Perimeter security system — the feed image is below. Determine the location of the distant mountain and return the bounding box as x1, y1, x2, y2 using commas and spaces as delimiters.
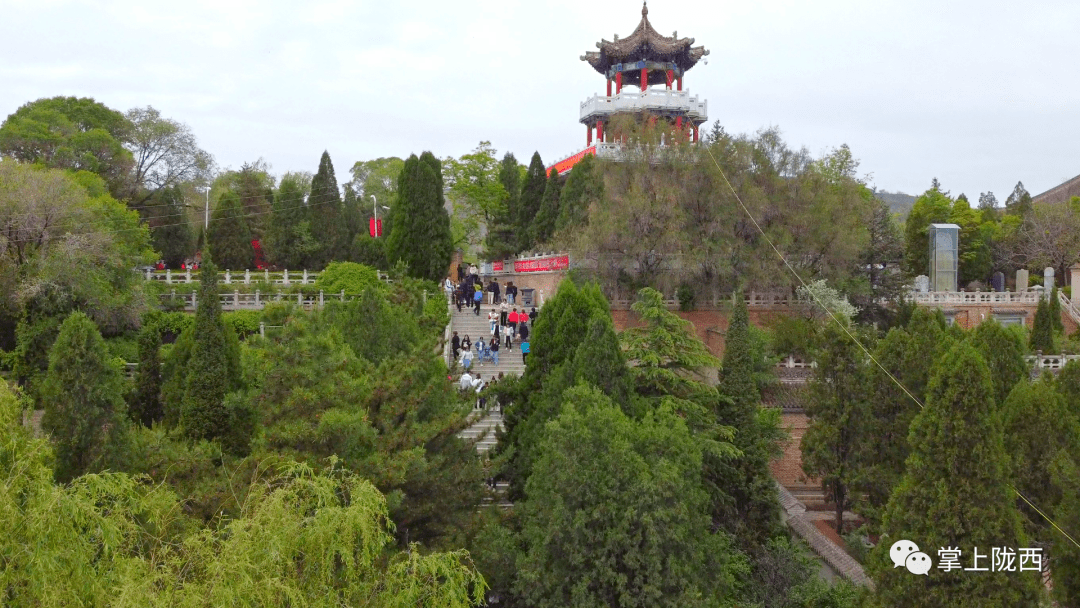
875, 190, 917, 221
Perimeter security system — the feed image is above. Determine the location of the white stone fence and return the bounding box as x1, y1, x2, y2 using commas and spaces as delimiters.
138, 268, 398, 286
160, 289, 395, 312
907, 291, 1043, 305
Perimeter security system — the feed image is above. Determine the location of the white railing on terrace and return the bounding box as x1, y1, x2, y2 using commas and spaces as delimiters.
141, 268, 392, 285
1058, 290, 1080, 326
161, 289, 375, 311
579, 90, 707, 122
907, 291, 1043, 305
1026, 354, 1080, 370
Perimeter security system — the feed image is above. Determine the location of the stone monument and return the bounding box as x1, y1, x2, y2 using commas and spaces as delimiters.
1044, 267, 1055, 293
992, 271, 1005, 292
1016, 269, 1029, 292
914, 275, 930, 293
1072, 263, 1080, 308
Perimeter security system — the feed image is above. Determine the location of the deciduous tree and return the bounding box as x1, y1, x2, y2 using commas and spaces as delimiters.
124, 106, 214, 204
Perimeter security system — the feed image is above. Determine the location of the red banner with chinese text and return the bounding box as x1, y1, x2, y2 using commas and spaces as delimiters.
514, 255, 569, 273
368, 218, 383, 237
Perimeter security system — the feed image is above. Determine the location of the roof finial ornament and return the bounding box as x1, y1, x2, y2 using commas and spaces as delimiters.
642, 1, 648, 17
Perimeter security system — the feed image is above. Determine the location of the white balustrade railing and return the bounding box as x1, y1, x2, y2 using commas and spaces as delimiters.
579, 90, 708, 122
142, 268, 322, 285
1058, 290, 1080, 327
907, 291, 1042, 305
1025, 354, 1080, 370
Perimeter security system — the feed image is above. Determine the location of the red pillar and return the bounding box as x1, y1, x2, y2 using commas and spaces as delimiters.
640, 67, 648, 91
606, 78, 612, 97
666, 69, 674, 89
677, 76, 683, 91
597, 120, 604, 143
615, 72, 622, 94
587, 123, 592, 146
692, 124, 699, 142
675, 115, 683, 133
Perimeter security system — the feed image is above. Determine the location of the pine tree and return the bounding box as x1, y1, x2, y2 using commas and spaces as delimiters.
181, 257, 240, 441
1030, 297, 1055, 353
207, 190, 253, 270
903, 182, 953, 277
531, 168, 562, 246
555, 153, 603, 235
40, 312, 129, 482
967, 318, 1027, 406
868, 342, 1040, 606
1049, 454, 1080, 607
385, 153, 453, 282
129, 324, 163, 427
308, 150, 344, 267
516, 152, 546, 251
719, 294, 759, 423
1005, 181, 1033, 217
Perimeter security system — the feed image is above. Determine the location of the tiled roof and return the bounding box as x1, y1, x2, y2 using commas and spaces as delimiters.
581, 2, 709, 76
761, 382, 809, 412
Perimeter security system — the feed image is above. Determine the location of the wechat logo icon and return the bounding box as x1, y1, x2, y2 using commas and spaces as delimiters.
891, 540, 932, 575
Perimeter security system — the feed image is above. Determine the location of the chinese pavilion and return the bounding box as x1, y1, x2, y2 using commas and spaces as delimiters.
549, 1, 710, 175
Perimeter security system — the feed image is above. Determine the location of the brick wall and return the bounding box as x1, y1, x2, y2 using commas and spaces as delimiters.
770, 413, 816, 487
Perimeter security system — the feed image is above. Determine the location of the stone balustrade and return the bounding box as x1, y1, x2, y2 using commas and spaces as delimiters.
160, 289, 359, 311
907, 290, 1043, 305
143, 268, 324, 285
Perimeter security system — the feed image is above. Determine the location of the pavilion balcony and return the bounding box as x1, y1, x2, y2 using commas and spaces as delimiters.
579, 89, 707, 124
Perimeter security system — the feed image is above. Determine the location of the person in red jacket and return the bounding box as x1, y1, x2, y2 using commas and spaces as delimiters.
507, 308, 519, 340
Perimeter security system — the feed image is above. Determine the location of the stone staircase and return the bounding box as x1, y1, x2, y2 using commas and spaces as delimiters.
451, 306, 535, 455
449, 306, 529, 379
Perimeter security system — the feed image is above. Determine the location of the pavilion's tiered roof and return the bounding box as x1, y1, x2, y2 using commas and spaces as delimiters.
580, 2, 709, 86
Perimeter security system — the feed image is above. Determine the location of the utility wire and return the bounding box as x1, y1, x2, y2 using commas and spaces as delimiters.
700, 141, 1080, 551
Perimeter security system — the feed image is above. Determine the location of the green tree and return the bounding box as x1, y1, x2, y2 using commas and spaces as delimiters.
181, 258, 241, 441
386, 153, 453, 282
531, 168, 562, 246
903, 181, 953, 277
129, 324, 163, 427
484, 152, 522, 259
308, 150, 345, 267
1000, 377, 1080, 537
206, 190, 253, 270
1049, 286, 1064, 332
967, 319, 1027, 406
802, 323, 871, 535
867, 342, 1040, 606
0, 96, 133, 195
148, 185, 195, 267
124, 105, 214, 204
1005, 180, 1033, 217
515, 386, 746, 607
554, 152, 603, 237
859, 309, 953, 525
445, 141, 508, 254
516, 152, 546, 251
349, 156, 405, 239
715, 293, 781, 541
1049, 454, 1080, 607
1030, 297, 1055, 353
949, 195, 992, 286
265, 175, 317, 269
1057, 359, 1080, 415
40, 312, 129, 482
855, 197, 905, 325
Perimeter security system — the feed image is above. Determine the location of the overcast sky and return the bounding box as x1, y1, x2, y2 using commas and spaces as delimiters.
3, 0, 1078, 200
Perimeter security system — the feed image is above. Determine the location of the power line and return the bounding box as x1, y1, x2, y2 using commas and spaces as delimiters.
700, 141, 1080, 552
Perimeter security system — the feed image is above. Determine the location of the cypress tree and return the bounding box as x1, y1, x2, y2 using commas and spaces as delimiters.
129, 324, 163, 427
967, 318, 1027, 406
868, 342, 1040, 606
181, 257, 236, 441
207, 190, 253, 270
266, 175, 316, 269
484, 152, 522, 259
308, 150, 344, 267
40, 312, 129, 482
517, 152, 546, 251
385, 153, 453, 282
1049, 286, 1064, 332
150, 185, 194, 268
531, 168, 562, 246
1050, 454, 1080, 607
715, 292, 782, 541
1030, 297, 1055, 353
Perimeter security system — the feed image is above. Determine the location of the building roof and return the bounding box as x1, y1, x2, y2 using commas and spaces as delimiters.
581, 2, 709, 82
1033, 173, 1080, 206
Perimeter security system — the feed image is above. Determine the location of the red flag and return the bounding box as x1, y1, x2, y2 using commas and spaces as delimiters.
369, 218, 384, 237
